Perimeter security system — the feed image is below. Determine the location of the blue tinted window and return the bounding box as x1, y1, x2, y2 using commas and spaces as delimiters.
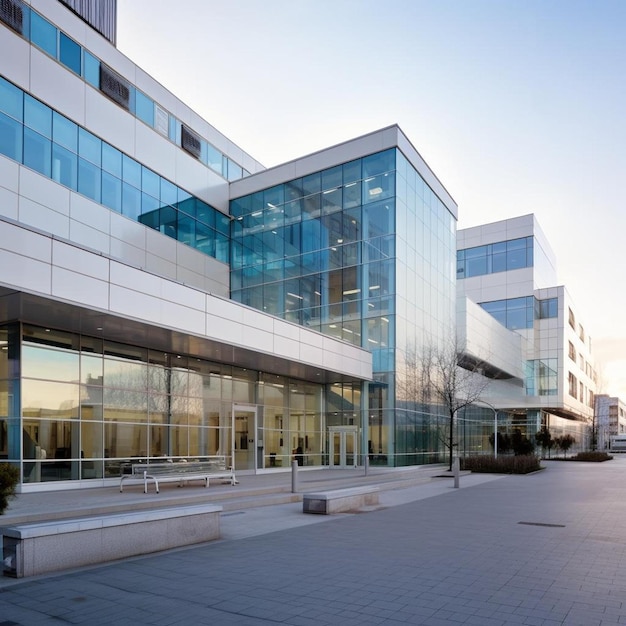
52, 143, 77, 190
23, 128, 51, 176
78, 157, 101, 202
177, 214, 194, 246
195, 200, 215, 228
52, 112, 77, 152
30, 12, 57, 57
0, 112, 22, 161
122, 183, 141, 220
78, 128, 101, 166
160, 177, 177, 206
216, 232, 229, 263
101, 143, 122, 177
141, 166, 159, 198
83, 51, 100, 87
122, 154, 141, 188
195, 223, 215, 257
216, 212, 230, 235
168, 116, 177, 142
101, 172, 122, 212
227, 159, 243, 182
362, 149, 395, 177
59, 32, 81, 75
0, 77, 23, 121
141, 192, 159, 214
206, 144, 222, 174
135, 90, 154, 126
24, 95, 51, 137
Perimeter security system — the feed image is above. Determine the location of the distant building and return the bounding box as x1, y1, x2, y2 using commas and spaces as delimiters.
594, 395, 626, 450
457, 215, 596, 453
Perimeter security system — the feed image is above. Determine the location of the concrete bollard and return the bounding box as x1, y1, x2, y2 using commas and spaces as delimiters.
291, 460, 298, 493
364, 455, 369, 476
453, 457, 460, 488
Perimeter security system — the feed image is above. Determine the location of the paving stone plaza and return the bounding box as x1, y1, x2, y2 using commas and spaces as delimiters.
1, 458, 626, 625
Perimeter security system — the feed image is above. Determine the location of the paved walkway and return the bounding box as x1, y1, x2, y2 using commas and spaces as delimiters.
1, 458, 626, 624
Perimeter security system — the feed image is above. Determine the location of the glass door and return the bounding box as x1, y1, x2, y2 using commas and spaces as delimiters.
328, 426, 358, 468
232, 405, 257, 471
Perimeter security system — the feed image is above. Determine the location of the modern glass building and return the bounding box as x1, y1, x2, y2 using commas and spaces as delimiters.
229, 130, 458, 467
3, 0, 595, 492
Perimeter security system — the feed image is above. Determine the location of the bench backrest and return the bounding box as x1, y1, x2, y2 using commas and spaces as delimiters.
131, 458, 229, 476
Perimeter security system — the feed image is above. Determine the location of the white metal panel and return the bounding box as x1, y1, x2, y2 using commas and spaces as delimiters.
160, 299, 205, 336
29, 48, 86, 126
19, 197, 70, 239
69, 192, 111, 234
109, 236, 145, 269
0, 219, 52, 263
51, 265, 109, 309
19, 167, 71, 216
52, 239, 109, 279
68, 219, 111, 255
0, 155, 19, 192
0, 187, 18, 221
0, 248, 52, 294
0, 26, 30, 91
85, 87, 135, 156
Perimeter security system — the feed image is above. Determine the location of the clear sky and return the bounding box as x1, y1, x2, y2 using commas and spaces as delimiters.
117, 0, 626, 397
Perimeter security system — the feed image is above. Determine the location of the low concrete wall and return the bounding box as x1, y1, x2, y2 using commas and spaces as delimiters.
2, 503, 222, 578
303, 486, 379, 515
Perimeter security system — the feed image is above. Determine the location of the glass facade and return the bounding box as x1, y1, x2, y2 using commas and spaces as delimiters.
479, 296, 558, 330
230, 148, 456, 466
0, 75, 230, 264
0, 325, 326, 483
457, 236, 533, 279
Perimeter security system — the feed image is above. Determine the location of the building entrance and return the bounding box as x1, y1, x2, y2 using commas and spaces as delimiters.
233, 405, 257, 471
328, 426, 358, 468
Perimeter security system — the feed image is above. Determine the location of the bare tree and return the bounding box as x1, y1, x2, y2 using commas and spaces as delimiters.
400, 337, 491, 471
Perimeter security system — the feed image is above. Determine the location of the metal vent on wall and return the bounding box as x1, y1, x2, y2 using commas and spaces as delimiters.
99, 64, 130, 110
181, 125, 201, 160
0, 0, 23, 34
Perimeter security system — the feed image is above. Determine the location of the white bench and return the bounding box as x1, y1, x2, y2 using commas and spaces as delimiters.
119, 457, 238, 493
302, 486, 379, 514
1, 504, 222, 578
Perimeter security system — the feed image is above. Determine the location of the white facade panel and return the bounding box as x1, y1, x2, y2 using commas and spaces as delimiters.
0, 155, 19, 193
52, 240, 109, 280
19, 167, 71, 217
51, 265, 109, 309
19, 196, 70, 239
0, 219, 52, 263
0, 247, 52, 294
84, 87, 136, 156
0, 25, 29, 90
0, 187, 19, 221
68, 219, 111, 254
29, 48, 86, 126
69, 192, 111, 235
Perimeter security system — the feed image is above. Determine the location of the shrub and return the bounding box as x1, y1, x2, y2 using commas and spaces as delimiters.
0, 463, 19, 515
570, 451, 613, 462
461, 455, 542, 474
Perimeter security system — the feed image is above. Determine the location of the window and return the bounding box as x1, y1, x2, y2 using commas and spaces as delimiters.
568, 342, 576, 361
568, 372, 578, 399
457, 236, 533, 279
30, 11, 57, 58
59, 32, 81, 75
135, 90, 154, 126
568, 307, 575, 329
538, 297, 557, 319
579, 324, 585, 342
